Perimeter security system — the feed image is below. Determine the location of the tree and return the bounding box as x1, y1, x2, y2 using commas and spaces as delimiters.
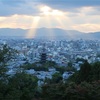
0, 44, 17, 65
41, 81, 100, 100
5, 72, 38, 100
0, 44, 17, 85
89, 62, 100, 81
78, 60, 91, 83
68, 60, 92, 83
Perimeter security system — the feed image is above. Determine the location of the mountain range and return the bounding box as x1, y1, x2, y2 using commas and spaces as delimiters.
0, 28, 99, 40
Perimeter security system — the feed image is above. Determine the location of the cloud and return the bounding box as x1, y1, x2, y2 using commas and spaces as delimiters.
37, 0, 100, 11
0, 0, 100, 32
0, 15, 40, 29
39, 0, 100, 7
0, 0, 100, 16
0, 0, 26, 6
72, 24, 100, 32
0, 0, 40, 16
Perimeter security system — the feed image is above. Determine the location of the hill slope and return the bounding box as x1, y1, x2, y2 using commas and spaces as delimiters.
0, 28, 99, 40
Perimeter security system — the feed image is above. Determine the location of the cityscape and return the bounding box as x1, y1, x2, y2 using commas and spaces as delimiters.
0, 38, 100, 84
0, 0, 100, 100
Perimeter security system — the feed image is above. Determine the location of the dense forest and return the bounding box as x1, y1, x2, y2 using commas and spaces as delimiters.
0, 45, 100, 100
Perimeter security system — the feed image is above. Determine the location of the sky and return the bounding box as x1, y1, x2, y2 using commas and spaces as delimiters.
0, 0, 100, 33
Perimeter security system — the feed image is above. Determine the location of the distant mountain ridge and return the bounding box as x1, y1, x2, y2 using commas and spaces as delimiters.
0, 28, 99, 40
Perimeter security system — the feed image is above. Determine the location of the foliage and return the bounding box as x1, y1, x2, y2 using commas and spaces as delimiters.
21, 63, 48, 71
68, 61, 100, 83
0, 44, 17, 65
55, 66, 65, 74
45, 72, 63, 84
0, 44, 38, 100
41, 81, 100, 100
90, 62, 100, 81
0, 72, 38, 100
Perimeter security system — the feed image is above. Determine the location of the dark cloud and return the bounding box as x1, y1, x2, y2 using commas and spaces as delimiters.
38, 0, 100, 6
37, 0, 100, 11
0, 0, 40, 16
0, 0, 26, 6
0, 0, 100, 16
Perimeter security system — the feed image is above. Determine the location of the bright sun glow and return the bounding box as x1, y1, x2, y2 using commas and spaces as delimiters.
40, 6, 51, 15
51, 10, 63, 16
40, 6, 64, 16
26, 5, 72, 39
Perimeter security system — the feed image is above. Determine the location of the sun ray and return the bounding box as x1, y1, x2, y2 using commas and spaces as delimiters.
44, 15, 56, 40
39, 5, 74, 38
52, 14, 74, 38
25, 16, 40, 38
26, 5, 74, 39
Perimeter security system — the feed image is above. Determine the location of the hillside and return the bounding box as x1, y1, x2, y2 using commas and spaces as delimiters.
0, 28, 99, 40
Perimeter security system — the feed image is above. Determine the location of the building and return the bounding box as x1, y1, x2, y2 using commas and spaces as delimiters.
40, 43, 47, 64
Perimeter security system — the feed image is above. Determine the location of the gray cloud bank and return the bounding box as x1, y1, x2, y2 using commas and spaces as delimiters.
0, 0, 100, 16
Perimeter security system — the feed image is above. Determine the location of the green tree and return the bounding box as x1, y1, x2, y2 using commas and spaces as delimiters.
77, 60, 91, 83
41, 81, 100, 100
0, 44, 17, 65
89, 62, 100, 81
6, 72, 38, 100
68, 60, 92, 83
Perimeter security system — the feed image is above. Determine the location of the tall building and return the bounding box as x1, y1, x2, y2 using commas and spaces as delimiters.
40, 43, 47, 64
